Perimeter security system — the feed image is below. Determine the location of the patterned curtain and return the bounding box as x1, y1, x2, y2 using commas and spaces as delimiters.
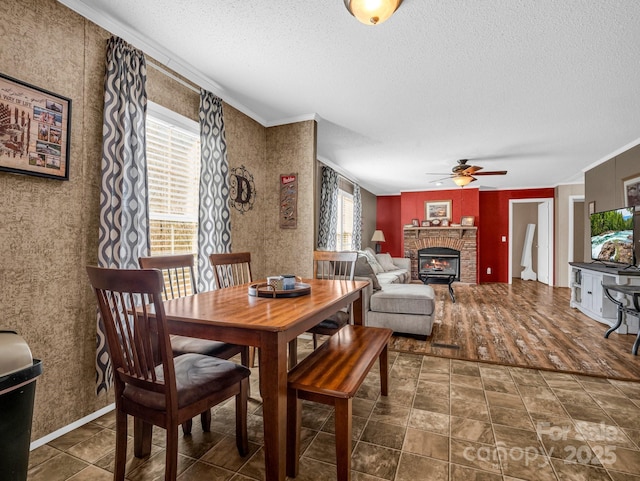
351, 183, 362, 250
96, 36, 149, 394
317, 166, 339, 250
197, 89, 232, 292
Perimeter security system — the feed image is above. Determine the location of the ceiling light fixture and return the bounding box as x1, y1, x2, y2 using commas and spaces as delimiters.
344, 0, 403, 25
452, 175, 474, 187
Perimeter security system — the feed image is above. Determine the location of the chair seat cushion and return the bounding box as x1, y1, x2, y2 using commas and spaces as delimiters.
170, 335, 243, 359
123, 354, 250, 410
308, 311, 350, 332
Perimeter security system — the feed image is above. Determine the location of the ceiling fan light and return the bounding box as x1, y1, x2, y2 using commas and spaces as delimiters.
344, 0, 402, 25
452, 175, 474, 187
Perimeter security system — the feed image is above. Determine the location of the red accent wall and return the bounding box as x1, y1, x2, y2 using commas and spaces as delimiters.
478, 188, 554, 283
376, 187, 555, 284
376, 195, 402, 257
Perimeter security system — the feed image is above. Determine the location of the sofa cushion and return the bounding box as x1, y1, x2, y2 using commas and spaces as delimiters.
375, 253, 397, 272
376, 271, 404, 284
370, 284, 436, 316
360, 248, 384, 274
355, 256, 381, 290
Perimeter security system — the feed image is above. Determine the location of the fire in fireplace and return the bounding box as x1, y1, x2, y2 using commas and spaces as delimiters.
418, 247, 460, 280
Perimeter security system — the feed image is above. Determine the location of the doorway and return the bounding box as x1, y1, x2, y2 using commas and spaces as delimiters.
508, 198, 554, 286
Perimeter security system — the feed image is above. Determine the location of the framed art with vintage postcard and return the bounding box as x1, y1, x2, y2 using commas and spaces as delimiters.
0, 73, 71, 180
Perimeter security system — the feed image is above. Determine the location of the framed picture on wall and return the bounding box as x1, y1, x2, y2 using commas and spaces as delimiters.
425, 200, 452, 221
623, 175, 640, 207
0, 73, 71, 180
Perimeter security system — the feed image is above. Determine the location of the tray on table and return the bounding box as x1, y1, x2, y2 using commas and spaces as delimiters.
248, 282, 311, 298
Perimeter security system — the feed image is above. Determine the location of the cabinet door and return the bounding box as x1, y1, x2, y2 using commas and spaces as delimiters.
591, 280, 604, 315
582, 273, 594, 312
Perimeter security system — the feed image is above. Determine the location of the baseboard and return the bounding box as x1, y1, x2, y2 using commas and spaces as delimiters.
30, 403, 115, 450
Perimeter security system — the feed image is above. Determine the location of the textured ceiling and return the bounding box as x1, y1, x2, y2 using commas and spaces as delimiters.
60, 0, 640, 194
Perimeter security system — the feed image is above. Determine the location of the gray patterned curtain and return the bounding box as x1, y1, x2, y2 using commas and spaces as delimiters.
317, 166, 339, 250
197, 90, 232, 292
96, 36, 149, 394
352, 183, 362, 250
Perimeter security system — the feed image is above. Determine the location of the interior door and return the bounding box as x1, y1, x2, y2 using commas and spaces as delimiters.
537, 201, 550, 284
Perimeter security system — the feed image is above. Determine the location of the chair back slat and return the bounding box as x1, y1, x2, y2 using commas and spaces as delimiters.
209, 252, 253, 289
139, 254, 198, 300
87, 266, 176, 398
313, 251, 357, 281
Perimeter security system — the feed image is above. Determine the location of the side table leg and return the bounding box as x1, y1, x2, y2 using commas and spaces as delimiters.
448, 278, 455, 303
633, 332, 640, 356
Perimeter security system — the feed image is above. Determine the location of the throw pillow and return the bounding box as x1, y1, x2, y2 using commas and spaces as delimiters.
354, 256, 382, 291
376, 253, 397, 272
359, 249, 384, 274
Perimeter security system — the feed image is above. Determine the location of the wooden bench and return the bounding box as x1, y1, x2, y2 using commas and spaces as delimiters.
286, 324, 393, 481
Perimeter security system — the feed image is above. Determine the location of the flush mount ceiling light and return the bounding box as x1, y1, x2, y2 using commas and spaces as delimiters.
344, 0, 403, 25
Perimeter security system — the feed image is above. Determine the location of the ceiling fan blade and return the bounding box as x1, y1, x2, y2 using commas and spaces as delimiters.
473, 170, 507, 176
429, 176, 454, 183
462, 165, 483, 175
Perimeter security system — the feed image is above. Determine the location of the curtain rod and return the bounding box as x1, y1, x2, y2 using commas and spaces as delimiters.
147, 60, 200, 94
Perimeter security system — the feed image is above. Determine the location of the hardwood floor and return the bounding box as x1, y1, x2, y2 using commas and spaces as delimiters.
390, 279, 640, 381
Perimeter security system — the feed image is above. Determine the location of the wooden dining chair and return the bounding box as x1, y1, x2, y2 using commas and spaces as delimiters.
139, 254, 250, 432
287, 250, 358, 369
86, 266, 249, 481
209, 252, 258, 367
309, 251, 358, 348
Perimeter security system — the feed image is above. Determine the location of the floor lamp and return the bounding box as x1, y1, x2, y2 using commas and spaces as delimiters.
371, 230, 386, 254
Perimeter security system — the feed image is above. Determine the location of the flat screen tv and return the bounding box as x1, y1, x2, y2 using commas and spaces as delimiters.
590, 207, 635, 265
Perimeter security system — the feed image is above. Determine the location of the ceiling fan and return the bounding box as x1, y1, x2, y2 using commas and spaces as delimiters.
427, 159, 508, 187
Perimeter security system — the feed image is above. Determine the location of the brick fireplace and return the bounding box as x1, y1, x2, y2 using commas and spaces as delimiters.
404, 227, 478, 283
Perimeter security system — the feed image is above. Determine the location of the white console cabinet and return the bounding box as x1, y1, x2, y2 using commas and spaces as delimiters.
570, 263, 640, 334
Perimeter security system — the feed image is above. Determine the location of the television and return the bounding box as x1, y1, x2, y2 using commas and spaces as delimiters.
590, 207, 635, 266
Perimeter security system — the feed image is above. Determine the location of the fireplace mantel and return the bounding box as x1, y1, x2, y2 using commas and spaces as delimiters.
404, 227, 477, 283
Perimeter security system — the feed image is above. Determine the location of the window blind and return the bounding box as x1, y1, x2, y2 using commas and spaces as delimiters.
146, 115, 201, 255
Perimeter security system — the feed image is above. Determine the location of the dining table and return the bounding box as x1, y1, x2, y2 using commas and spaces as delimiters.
161, 278, 369, 481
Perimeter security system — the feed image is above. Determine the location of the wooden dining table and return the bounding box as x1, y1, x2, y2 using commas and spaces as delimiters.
161, 278, 369, 481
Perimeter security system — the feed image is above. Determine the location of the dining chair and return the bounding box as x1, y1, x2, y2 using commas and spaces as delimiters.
308, 251, 358, 348
286, 250, 358, 369
209, 252, 258, 367
139, 254, 250, 432
86, 266, 249, 481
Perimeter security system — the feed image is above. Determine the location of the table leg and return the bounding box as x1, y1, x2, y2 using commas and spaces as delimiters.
603, 287, 623, 338
353, 292, 364, 326
259, 332, 288, 481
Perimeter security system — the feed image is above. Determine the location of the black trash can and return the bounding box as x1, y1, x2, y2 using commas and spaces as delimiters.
0, 330, 43, 481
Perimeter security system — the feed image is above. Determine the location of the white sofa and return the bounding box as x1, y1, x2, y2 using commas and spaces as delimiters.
356, 248, 436, 337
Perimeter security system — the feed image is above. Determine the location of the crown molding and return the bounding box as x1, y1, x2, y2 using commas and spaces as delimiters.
57, 0, 271, 126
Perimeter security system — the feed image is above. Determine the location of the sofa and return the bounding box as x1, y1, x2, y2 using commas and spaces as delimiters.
355, 248, 436, 337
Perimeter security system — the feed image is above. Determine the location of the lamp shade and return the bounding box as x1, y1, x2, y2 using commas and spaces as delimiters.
452, 175, 474, 187
344, 0, 403, 25
371, 230, 386, 242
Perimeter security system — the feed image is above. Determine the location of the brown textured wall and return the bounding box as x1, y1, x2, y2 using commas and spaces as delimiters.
1, 0, 292, 442
0, 0, 111, 439
264, 122, 317, 279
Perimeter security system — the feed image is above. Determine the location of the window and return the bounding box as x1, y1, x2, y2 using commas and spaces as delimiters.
336, 178, 354, 251
146, 103, 200, 256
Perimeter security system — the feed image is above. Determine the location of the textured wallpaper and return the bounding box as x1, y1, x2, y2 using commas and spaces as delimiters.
1, 0, 317, 441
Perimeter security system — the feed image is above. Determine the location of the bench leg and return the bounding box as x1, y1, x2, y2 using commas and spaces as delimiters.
335, 398, 352, 481
286, 388, 302, 478
379, 344, 389, 396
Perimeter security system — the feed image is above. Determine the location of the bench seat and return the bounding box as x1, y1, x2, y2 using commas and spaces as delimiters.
286, 324, 392, 481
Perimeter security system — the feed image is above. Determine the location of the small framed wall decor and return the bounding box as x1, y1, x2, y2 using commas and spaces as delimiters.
0, 73, 71, 180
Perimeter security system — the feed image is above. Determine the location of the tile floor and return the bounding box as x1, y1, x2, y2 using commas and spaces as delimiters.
27, 343, 640, 481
